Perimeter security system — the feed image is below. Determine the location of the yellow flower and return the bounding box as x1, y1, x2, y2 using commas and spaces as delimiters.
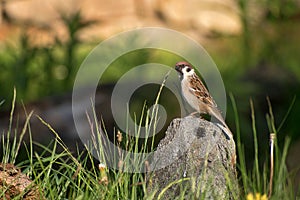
261, 194, 268, 200
246, 193, 268, 200
246, 193, 254, 200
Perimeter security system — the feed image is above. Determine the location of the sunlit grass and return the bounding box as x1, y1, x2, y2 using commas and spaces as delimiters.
230, 94, 296, 199
0, 87, 298, 199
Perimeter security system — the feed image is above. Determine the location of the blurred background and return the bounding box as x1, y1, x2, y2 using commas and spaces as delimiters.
0, 0, 300, 192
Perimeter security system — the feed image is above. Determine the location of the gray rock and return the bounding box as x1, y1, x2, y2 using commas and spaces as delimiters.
147, 116, 238, 199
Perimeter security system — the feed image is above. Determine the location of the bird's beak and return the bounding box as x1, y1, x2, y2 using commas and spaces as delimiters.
175, 65, 183, 75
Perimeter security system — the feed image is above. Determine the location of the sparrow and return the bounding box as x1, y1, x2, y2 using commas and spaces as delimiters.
175, 61, 232, 139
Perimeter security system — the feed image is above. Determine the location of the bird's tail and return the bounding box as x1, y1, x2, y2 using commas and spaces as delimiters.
209, 107, 233, 140
215, 123, 233, 140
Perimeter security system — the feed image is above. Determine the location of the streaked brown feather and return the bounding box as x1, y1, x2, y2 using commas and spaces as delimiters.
188, 73, 217, 108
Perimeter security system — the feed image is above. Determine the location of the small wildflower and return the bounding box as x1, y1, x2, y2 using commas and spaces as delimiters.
247, 193, 254, 200
99, 176, 109, 185
260, 194, 267, 200
246, 193, 268, 200
117, 130, 122, 143
98, 163, 106, 171
98, 163, 108, 185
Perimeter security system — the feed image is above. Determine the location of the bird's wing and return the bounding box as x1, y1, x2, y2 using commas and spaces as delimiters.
188, 74, 217, 108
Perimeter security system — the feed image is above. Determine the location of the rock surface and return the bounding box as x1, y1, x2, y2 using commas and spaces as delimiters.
147, 116, 238, 199
0, 163, 43, 199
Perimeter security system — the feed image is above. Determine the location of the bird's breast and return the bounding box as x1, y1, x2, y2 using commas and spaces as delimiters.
181, 79, 200, 111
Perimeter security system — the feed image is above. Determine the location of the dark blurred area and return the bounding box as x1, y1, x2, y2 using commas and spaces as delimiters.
0, 0, 300, 192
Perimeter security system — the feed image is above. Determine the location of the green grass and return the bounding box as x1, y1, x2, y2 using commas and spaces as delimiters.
0, 86, 298, 199
0, 2, 299, 198
230, 94, 296, 199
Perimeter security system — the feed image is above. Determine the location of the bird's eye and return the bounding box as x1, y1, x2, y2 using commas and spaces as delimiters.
186, 67, 191, 72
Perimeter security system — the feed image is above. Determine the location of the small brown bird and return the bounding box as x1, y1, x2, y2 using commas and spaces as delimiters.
175, 61, 232, 139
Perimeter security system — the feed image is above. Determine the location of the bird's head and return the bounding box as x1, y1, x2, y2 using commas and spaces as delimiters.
175, 61, 194, 78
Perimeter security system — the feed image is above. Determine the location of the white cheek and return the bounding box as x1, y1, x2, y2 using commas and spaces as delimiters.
183, 68, 195, 78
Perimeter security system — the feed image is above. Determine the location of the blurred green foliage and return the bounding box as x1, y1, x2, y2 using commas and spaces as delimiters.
0, 2, 299, 196
205, 0, 300, 171
0, 2, 299, 165
0, 12, 95, 107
